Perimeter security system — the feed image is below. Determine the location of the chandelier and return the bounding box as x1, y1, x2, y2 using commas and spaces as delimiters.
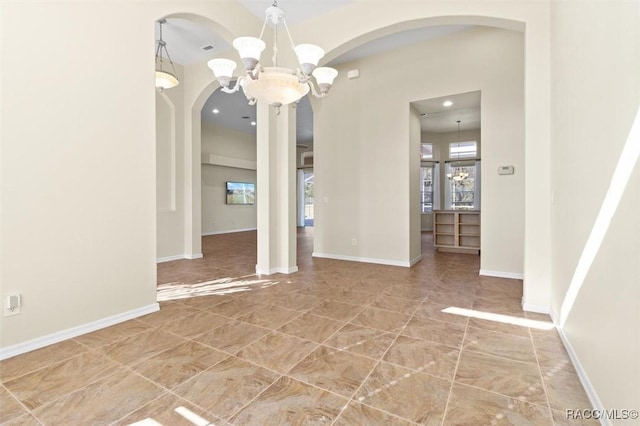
155, 19, 179, 90
447, 120, 469, 181
207, 1, 338, 112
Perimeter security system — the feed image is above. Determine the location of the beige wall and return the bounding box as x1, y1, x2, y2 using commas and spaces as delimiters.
0, 2, 159, 348
314, 27, 524, 273
409, 106, 422, 263
0, 0, 261, 351
550, 0, 640, 414
156, 64, 186, 261
201, 123, 257, 235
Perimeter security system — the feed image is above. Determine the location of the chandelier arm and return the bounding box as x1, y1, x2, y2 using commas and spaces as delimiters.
163, 46, 178, 76
272, 24, 279, 66
307, 81, 327, 99
220, 76, 246, 94
155, 43, 163, 68
281, 18, 297, 51
258, 15, 269, 40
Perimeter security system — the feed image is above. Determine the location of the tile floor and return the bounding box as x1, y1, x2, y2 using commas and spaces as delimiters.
0, 229, 595, 425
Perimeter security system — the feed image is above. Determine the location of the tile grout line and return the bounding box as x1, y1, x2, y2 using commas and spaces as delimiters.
328, 296, 427, 426
1, 382, 46, 425
528, 325, 557, 424
440, 315, 471, 425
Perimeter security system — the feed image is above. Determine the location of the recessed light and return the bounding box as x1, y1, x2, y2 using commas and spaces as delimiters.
443, 100, 453, 107
251, 121, 257, 126
212, 108, 220, 114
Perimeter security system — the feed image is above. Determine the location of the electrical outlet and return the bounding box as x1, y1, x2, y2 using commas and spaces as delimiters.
351, 238, 357, 246
4, 293, 21, 317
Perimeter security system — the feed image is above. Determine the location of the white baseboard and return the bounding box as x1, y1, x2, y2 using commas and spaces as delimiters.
202, 228, 257, 236
156, 254, 187, 263
255, 265, 299, 275
549, 311, 609, 426
410, 254, 423, 266
157, 253, 203, 263
312, 252, 412, 268
479, 269, 524, 280
521, 301, 551, 314
0, 303, 159, 361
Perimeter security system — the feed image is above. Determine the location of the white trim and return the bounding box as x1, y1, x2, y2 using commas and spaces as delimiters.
202, 228, 257, 236
479, 269, 524, 280
549, 312, 609, 426
156, 254, 187, 263
201, 154, 257, 171
255, 266, 299, 275
185, 253, 203, 260
0, 303, 159, 361
521, 301, 550, 314
312, 252, 413, 268
410, 254, 423, 266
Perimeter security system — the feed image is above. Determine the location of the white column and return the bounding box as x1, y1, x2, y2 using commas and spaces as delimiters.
256, 102, 298, 275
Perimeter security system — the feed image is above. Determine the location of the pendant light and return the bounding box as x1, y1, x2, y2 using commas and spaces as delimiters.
447, 120, 469, 181
207, 1, 338, 113
155, 19, 179, 90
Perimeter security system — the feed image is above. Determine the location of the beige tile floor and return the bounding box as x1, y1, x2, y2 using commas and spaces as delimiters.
0, 229, 595, 425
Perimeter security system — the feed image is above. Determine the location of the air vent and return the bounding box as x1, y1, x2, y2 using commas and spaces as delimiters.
201, 45, 215, 51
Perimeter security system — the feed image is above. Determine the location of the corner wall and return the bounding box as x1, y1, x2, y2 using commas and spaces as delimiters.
550, 0, 640, 414
314, 27, 524, 272
156, 64, 186, 261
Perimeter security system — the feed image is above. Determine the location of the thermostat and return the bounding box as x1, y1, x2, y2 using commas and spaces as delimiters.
498, 165, 515, 175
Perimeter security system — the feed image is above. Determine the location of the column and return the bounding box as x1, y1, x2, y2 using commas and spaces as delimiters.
255, 102, 298, 275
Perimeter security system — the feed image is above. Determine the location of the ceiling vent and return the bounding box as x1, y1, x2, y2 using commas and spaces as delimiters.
201, 45, 215, 51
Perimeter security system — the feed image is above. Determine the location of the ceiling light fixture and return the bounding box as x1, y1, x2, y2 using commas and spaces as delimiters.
443, 100, 453, 107
155, 19, 179, 90
447, 120, 469, 181
251, 121, 257, 126
207, 1, 338, 113
212, 108, 220, 114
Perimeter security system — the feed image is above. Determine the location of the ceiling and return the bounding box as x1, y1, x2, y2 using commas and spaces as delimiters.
412, 91, 481, 133
157, 2, 481, 143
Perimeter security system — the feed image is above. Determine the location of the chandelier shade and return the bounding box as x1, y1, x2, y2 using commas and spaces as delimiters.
155, 19, 179, 90
206, 1, 338, 110
242, 67, 310, 106
155, 70, 179, 90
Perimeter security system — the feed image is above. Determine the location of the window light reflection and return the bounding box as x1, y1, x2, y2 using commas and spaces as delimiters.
442, 307, 555, 330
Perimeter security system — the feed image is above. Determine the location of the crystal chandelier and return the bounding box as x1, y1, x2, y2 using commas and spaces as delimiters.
155, 19, 179, 90
207, 1, 338, 112
447, 120, 469, 181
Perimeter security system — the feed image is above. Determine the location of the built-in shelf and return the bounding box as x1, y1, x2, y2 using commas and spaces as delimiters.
433, 210, 480, 254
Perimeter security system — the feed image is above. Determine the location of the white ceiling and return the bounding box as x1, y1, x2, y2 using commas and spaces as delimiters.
158, 3, 480, 142
412, 91, 481, 133
155, 18, 230, 66
201, 88, 314, 144
238, 0, 355, 26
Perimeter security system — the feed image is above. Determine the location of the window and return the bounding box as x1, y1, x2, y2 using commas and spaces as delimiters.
445, 162, 481, 210
420, 165, 434, 213
420, 143, 433, 159
449, 141, 477, 159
